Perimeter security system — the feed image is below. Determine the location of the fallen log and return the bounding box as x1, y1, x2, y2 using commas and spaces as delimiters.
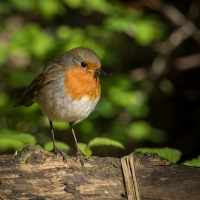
0, 146, 125, 199
0, 145, 200, 200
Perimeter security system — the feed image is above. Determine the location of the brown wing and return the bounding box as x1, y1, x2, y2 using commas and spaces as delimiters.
14, 63, 65, 107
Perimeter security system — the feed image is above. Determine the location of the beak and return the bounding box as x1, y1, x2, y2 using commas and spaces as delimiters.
95, 69, 112, 76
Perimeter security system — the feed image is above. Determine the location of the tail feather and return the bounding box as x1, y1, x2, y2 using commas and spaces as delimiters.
13, 99, 34, 107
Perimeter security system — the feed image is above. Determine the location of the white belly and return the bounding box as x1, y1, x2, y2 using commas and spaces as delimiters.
34, 78, 100, 124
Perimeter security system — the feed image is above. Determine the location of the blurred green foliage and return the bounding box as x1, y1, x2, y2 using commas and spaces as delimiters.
79, 137, 124, 157
44, 141, 69, 151
0, 129, 36, 151
135, 147, 182, 163
183, 156, 200, 167
1, 0, 199, 166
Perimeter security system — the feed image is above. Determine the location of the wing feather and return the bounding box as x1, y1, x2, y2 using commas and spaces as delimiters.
14, 64, 65, 107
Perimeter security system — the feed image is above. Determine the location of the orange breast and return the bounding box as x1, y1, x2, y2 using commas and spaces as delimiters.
64, 67, 100, 101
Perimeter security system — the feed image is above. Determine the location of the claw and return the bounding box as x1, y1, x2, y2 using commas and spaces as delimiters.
74, 149, 87, 166
52, 147, 68, 163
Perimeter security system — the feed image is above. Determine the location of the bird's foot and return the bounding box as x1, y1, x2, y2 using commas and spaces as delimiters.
75, 149, 87, 166
52, 147, 68, 163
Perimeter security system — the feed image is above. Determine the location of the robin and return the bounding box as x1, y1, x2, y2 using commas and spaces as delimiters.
14, 47, 109, 165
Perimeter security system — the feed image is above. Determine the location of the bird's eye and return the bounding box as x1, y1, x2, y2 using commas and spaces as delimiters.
81, 62, 87, 68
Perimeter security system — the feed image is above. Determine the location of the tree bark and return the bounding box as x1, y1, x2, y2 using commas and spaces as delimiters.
0, 146, 125, 200
0, 145, 200, 200
121, 152, 200, 200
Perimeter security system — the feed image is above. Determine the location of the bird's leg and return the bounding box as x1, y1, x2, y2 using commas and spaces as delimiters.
69, 122, 86, 166
49, 120, 58, 152
49, 120, 68, 162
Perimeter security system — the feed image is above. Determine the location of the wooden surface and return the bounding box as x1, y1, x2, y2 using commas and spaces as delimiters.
122, 152, 200, 200
0, 146, 126, 199
121, 154, 140, 200
0, 146, 200, 200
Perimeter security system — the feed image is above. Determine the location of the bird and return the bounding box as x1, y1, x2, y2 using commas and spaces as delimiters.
14, 47, 109, 165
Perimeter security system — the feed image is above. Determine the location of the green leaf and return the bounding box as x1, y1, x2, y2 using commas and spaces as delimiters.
0, 129, 37, 151
78, 143, 92, 157
44, 141, 70, 151
0, 138, 24, 151
135, 147, 182, 163
183, 155, 200, 167
0, 129, 37, 145
88, 137, 124, 149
